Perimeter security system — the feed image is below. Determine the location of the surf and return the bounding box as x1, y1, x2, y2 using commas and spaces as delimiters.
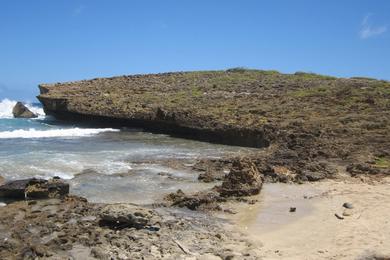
0, 127, 119, 139
0, 98, 44, 118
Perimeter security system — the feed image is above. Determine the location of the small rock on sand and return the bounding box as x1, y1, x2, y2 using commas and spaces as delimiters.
343, 208, 353, 217
343, 202, 354, 209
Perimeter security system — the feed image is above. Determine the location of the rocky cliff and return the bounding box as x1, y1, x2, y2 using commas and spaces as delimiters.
37, 69, 390, 179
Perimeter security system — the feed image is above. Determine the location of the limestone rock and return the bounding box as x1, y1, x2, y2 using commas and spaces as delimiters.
0, 178, 69, 200
0, 179, 32, 199
25, 178, 69, 199
166, 189, 224, 211
99, 204, 159, 229
12, 102, 37, 118
219, 159, 263, 197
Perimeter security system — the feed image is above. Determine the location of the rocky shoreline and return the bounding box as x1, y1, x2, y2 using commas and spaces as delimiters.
2, 69, 388, 259
0, 196, 263, 259
37, 69, 390, 182
0, 175, 261, 259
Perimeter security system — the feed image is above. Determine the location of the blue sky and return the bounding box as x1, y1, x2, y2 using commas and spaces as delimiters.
0, 0, 389, 101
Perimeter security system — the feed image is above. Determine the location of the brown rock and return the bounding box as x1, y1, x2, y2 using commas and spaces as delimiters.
12, 102, 38, 118
218, 159, 263, 197
194, 159, 231, 183
165, 189, 224, 211
0, 178, 69, 200
25, 178, 69, 199
0, 179, 32, 199
99, 204, 159, 230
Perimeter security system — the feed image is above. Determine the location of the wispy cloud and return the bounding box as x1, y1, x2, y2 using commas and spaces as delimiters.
72, 5, 85, 16
359, 14, 387, 39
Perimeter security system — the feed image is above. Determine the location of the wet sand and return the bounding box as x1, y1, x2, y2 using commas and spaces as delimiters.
223, 178, 390, 259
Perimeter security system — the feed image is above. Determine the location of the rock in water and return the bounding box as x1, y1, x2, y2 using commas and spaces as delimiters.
0, 178, 69, 200
0, 179, 32, 199
12, 102, 38, 118
219, 159, 263, 197
25, 178, 69, 199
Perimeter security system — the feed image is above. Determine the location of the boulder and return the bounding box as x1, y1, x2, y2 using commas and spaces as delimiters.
0, 179, 32, 199
218, 159, 263, 197
99, 204, 159, 230
12, 102, 38, 118
165, 189, 225, 211
0, 178, 69, 200
25, 178, 69, 199
194, 159, 232, 183
0, 176, 4, 185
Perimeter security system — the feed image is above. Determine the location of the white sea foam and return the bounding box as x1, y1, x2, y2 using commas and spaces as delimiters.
0, 98, 18, 118
0, 127, 119, 139
0, 98, 45, 118
25, 103, 45, 118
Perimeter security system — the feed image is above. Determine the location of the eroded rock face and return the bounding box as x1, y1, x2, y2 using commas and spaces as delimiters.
12, 102, 38, 118
165, 189, 225, 211
36, 71, 390, 182
194, 158, 232, 183
165, 159, 263, 211
99, 204, 160, 230
218, 159, 263, 197
0, 178, 69, 200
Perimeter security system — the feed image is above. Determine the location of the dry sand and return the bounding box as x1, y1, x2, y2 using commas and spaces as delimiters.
222, 177, 390, 260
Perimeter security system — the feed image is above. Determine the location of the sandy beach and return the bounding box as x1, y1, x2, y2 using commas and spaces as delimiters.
223, 178, 390, 259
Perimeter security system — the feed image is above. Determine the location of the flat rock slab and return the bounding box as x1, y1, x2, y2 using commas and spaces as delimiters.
0, 178, 69, 200
99, 204, 160, 230
0, 179, 33, 199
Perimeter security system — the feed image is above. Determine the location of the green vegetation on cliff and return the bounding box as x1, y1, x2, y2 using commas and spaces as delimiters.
38, 68, 390, 130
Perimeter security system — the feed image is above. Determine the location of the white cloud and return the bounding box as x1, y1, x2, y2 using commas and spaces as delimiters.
359, 14, 387, 39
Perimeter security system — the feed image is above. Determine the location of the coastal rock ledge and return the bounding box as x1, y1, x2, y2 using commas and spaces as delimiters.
37, 70, 390, 179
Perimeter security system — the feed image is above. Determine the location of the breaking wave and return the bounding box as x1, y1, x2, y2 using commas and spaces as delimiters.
0, 98, 45, 118
0, 128, 119, 139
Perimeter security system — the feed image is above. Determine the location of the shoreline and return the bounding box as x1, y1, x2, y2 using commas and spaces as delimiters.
1, 69, 389, 258
1, 160, 390, 259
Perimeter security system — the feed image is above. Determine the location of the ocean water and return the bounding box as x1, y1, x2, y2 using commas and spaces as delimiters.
0, 99, 251, 204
